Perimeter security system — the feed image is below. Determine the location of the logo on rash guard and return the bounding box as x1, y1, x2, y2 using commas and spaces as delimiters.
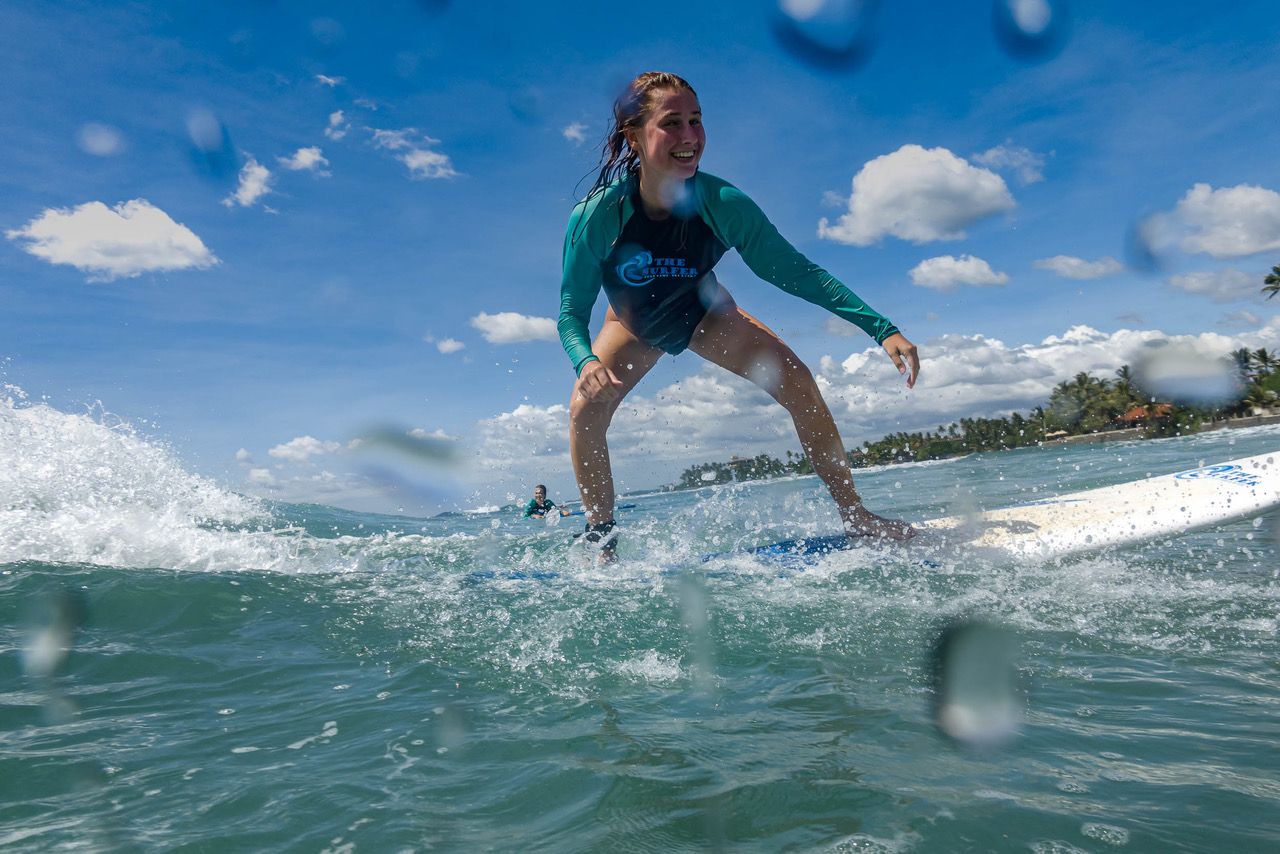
616, 250, 699, 287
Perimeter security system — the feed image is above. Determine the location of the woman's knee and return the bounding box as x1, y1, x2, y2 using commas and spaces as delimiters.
569, 392, 615, 434
772, 358, 824, 410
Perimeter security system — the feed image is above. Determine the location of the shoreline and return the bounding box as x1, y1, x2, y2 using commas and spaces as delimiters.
657, 412, 1280, 495
1041, 412, 1280, 447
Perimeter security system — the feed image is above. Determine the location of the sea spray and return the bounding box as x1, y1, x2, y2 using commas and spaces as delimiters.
0, 388, 281, 572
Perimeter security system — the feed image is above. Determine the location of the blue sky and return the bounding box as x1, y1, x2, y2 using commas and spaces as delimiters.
4, 0, 1280, 515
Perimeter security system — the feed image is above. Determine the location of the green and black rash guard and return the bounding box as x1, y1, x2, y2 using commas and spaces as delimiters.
558, 170, 899, 376
523, 498, 556, 518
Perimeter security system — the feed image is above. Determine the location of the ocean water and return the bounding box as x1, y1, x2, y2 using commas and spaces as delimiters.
3, 395, 1280, 853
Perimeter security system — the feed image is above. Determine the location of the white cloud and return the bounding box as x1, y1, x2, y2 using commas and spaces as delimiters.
436, 338, 465, 354
278, 146, 330, 175
972, 142, 1046, 185
371, 128, 457, 179
269, 435, 342, 465
248, 468, 276, 485
1175, 183, 1280, 259
325, 111, 349, 141
223, 155, 273, 208
818, 144, 1015, 246
821, 190, 846, 208
464, 320, 1280, 501
909, 254, 1009, 292
315, 74, 345, 87
470, 311, 558, 344
1166, 268, 1262, 303
5, 199, 218, 281
563, 122, 587, 145
410, 427, 456, 441
1034, 255, 1124, 279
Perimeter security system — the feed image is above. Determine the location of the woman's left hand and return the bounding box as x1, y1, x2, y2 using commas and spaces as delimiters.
881, 332, 919, 388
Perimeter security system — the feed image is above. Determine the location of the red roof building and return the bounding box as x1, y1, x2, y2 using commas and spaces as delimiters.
1119, 404, 1172, 423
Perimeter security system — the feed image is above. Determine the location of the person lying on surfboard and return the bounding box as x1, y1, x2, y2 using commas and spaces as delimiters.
523, 485, 570, 519
559, 71, 920, 557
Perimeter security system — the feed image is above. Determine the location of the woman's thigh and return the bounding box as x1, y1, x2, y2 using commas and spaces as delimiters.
686, 300, 811, 399
572, 311, 665, 419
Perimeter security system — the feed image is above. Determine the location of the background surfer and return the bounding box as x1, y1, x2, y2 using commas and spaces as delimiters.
523, 485, 569, 519
559, 72, 920, 551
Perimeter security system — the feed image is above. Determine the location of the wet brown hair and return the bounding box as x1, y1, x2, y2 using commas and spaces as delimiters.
588, 72, 698, 198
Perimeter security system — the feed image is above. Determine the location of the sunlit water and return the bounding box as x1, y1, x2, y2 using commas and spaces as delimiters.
3, 392, 1279, 852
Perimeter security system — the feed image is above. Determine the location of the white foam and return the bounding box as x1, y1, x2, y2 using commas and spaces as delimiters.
0, 390, 297, 572
613, 650, 685, 684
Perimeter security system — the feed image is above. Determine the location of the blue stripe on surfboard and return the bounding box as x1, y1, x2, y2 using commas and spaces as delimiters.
702, 534, 852, 561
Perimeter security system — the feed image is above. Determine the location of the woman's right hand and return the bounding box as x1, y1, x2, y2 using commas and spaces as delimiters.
574, 359, 624, 403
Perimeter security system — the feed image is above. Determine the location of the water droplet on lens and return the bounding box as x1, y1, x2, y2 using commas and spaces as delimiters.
930, 618, 1023, 750
310, 17, 346, 50
1132, 341, 1240, 408
1124, 211, 1176, 273
78, 123, 125, 156
434, 702, 470, 750
992, 0, 1071, 62
773, 0, 879, 71
186, 109, 237, 179
508, 86, 546, 125
745, 353, 783, 396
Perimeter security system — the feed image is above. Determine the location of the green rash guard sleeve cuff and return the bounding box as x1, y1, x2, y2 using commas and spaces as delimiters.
695, 173, 899, 344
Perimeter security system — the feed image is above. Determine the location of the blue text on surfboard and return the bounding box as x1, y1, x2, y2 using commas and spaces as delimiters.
1174, 464, 1262, 487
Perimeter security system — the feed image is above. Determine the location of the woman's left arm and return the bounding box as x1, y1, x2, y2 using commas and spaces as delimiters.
702, 177, 901, 346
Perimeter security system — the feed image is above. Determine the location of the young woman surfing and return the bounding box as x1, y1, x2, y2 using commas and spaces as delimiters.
559, 72, 919, 556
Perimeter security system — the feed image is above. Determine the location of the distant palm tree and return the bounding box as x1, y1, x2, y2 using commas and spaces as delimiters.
1244, 384, 1277, 413
1253, 348, 1280, 377
1262, 264, 1280, 299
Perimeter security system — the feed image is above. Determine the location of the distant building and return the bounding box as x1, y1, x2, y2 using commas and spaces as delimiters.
1118, 404, 1173, 425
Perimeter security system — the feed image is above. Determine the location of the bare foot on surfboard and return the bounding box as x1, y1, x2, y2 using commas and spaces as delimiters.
843, 506, 916, 542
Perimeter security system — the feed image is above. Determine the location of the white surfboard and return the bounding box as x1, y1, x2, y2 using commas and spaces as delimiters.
716, 451, 1280, 562
918, 450, 1280, 560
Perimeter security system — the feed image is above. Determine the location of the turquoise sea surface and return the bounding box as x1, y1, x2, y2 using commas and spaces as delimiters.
3, 396, 1280, 852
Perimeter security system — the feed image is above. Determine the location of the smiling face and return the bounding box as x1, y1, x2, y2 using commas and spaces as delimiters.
625, 87, 704, 210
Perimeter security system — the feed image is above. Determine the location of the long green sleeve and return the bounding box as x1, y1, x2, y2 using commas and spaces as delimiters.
558, 182, 634, 375
693, 173, 899, 345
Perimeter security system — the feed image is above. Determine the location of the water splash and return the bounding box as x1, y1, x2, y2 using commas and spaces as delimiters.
0, 388, 287, 572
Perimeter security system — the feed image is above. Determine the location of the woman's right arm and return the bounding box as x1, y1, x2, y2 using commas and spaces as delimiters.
558, 206, 605, 376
